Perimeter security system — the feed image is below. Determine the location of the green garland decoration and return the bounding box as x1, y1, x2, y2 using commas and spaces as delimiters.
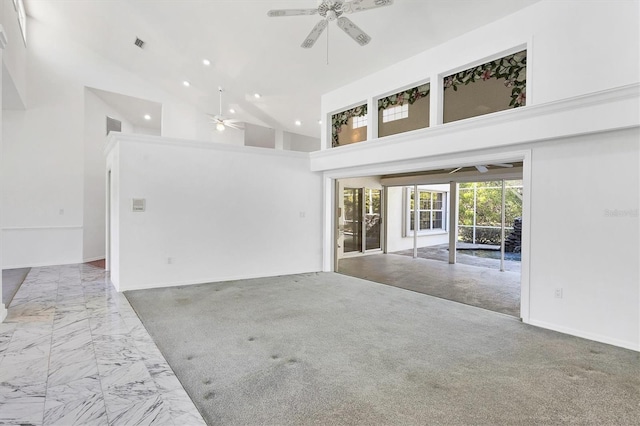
331, 104, 367, 148
443, 50, 527, 108
378, 83, 430, 110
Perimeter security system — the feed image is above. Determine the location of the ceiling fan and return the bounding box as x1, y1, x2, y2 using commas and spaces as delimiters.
207, 87, 243, 132
267, 0, 394, 49
449, 164, 514, 174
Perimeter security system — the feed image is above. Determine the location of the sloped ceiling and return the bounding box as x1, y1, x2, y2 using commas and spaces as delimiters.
24, 0, 540, 139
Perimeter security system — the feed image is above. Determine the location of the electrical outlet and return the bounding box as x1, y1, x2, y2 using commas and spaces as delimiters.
59, 209, 64, 215
554, 288, 563, 299
299, 211, 306, 218
167, 257, 173, 265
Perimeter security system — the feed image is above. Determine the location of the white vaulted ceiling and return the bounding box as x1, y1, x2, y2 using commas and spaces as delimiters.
24, 0, 540, 139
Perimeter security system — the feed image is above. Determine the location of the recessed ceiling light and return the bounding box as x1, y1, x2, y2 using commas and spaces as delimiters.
183, 80, 190, 87
295, 120, 302, 126
202, 59, 211, 66
144, 114, 151, 120
254, 93, 261, 99
318, 120, 322, 125
229, 108, 236, 114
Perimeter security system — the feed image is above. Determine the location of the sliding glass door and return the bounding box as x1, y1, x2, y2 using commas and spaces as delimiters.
343, 188, 362, 253
342, 187, 382, 254
365, 188, 381, 251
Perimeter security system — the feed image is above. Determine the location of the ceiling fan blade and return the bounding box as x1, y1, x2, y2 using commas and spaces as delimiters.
448, 167, 464, 174
490, 163, 514, 168
342, 0, 394, 14
301, 19, 328, 49
336, 17, 371, 46
225, 122, 245, 130
268, 9, 318, 17
475, 165, 489, 173
206, 114, 222, 123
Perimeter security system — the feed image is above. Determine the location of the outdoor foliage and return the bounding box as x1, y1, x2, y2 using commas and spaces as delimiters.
443, 50, 526, 107
459, 227, 502, 245
377, 83, 430, 110
458, 181, 522, 244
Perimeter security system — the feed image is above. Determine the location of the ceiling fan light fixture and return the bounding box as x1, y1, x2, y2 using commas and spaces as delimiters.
216, 122, 226, 132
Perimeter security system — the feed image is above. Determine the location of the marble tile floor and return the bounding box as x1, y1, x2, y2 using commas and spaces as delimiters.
0, 264, 206, 426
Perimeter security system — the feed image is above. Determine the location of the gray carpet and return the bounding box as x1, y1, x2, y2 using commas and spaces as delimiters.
2, 267, 30, 307
339, 254, 520, 317
125, 272, 639, 425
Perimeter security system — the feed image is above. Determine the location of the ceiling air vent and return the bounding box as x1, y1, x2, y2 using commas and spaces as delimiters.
134, 37, 145, 48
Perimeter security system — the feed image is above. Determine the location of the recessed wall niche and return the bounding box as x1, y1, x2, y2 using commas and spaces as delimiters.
331, 103, 368, 148
378, 83, 430, 138
443, 50, 526, 123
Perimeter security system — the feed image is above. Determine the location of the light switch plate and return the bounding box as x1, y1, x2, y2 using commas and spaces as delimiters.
132, 198, 146, 212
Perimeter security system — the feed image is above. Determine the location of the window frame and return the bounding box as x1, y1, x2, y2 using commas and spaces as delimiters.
405, 188, 447, 236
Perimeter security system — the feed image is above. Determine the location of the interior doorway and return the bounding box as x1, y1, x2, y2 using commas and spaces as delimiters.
334, 161, 525, 319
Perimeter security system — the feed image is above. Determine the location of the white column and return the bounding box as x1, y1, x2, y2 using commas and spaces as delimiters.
413, 184, 418, 258
472, 184, 477, 244
274, 129, 284, 150
367, 97, 376, 141
0, 25, 8, 322
500, 179, 506, 272
429, 74, 443, 127
449, 181, 458, 264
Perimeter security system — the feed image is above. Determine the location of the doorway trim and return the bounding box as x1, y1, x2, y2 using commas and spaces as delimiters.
322, 148, 532, 323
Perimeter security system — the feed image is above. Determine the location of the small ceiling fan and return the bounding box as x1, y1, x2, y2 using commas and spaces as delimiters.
449, 164, 514, 174
267, 0, 394, 49
207, 87, 243, 132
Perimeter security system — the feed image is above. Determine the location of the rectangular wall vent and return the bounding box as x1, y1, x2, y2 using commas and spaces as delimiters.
134, 37, 145, 48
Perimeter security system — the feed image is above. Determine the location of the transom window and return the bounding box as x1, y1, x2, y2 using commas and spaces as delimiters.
382, 104, 408, 123
406, 188, 446, 234
443, 50, 526, 123
331, 103, 367, 147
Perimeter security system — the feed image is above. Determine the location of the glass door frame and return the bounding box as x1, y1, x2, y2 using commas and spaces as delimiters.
338, 184, 384, 258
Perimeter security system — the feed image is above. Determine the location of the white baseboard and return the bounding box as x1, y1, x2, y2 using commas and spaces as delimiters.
3, 260, 80, 269
527, 318, 639, 352
118, 268, 323, 293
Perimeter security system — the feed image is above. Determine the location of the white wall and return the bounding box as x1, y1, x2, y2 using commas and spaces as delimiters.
107, 134, 323, 291
1, 16, 232, 268
132, 126, 160, 136
83, 89, 134, 262
0, 0, 26, 109
245, 122, 276, 149
321, 0, 640, 147
527, 129, 639, 350
314, 0, 639, 350
385, 185, 450, 253
0, 23, 7, 321
284, 131, 321, 153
